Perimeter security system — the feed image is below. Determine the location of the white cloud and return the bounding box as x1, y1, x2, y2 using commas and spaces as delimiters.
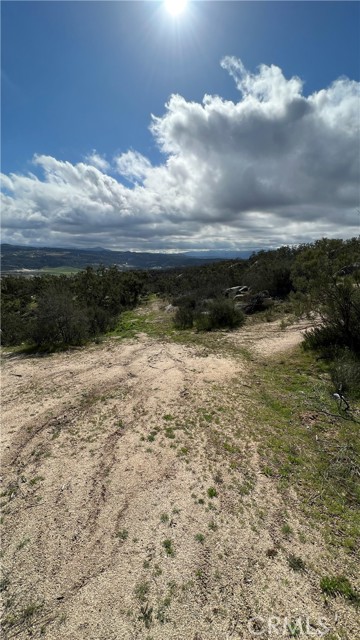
84, 150, 110, 172
114, 150, 152, 184
1, 59, 359, 250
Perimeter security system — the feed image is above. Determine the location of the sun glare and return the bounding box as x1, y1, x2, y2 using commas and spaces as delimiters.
164, 0, 188, 16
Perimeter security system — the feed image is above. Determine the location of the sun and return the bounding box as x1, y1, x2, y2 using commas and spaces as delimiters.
164, 0, 188, 16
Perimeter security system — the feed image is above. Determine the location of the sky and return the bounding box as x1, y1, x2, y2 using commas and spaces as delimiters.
1, 0, 360, 252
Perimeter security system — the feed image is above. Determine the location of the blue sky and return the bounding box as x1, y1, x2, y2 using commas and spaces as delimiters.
1, 1, 360, 251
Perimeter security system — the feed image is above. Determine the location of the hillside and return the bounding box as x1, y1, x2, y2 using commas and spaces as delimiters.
0, 244, 217, 274
1, 299, 359, 639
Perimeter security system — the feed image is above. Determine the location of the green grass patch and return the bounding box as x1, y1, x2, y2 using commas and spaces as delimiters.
110, 305, 174, 340
320, 575, 360, 606
246, 348, 360, 554
40, 266, 81, 275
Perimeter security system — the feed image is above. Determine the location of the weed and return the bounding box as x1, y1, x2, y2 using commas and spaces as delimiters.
139, 602, 153, 629
17, 536, 30, 551
134, 581, 150, 602
115, 529, 129, 541
202, 413, 213, 423
195, 533, 205, 544
223, 442, 239, 454
263, 465, 275, 477
2, 601, 44, 630
160, 513, 169, 524
286, 619, 302, 637
207, 487, 218, 498
287, 554, 306, 572
29, 476, 45, 486
0, 575, 10, 592
320, 575, 360, 605
208, 520, 218, 531
162, 539, 175, 557
23, 602, 42, 620
156, 595, 171, 623
281, 523, 293, 537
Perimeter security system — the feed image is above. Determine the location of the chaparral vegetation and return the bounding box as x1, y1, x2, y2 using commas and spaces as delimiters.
1, 236, 359, 639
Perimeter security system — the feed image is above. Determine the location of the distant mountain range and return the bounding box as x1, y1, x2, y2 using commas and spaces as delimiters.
0, 244, 254, 274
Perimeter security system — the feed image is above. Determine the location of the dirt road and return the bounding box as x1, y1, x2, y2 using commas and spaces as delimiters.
1, 315, 357, 639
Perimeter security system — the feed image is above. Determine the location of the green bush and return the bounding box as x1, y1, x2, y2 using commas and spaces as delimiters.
31, 289, 89, 347
1, 310, 31, 346
303, 280, 360, 356
195, 299, 245, 332
330, 351, 360, 398
173, 306, 194, 329
303, 325, 343, 353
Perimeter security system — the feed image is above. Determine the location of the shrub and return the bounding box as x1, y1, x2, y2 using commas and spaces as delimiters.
173, 306, 194, 329
31, 289, 89, 347
87, 305, 115, 335
303, 325, 342, 353
195, 299, 245, 332
304, 279, 360, 355
1, 310, 31, 346
329, 350, 360, 398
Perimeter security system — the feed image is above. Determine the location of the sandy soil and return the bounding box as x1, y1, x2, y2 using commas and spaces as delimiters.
1, 316, 358, 639
224, 318, 314, 358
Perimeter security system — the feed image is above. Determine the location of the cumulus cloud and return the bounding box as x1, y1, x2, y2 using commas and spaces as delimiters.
114, 150, 152, 184
1, 59, 359, 250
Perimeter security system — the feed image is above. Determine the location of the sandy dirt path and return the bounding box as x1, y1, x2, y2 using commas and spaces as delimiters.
224, 318, 314, 358
1, 318, 357, 639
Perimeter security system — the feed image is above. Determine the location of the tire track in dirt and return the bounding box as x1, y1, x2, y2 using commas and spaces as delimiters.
224, 317, 314, 358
